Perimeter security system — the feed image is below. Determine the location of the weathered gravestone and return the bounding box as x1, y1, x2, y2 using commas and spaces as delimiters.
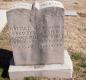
7, 1, 73, 80
7, 1, 64, 65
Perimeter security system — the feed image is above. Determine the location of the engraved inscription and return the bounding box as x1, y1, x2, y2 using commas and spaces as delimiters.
7, 1, 64, 65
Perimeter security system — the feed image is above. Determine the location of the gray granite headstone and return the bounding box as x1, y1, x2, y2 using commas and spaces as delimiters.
7, 1, 64, 65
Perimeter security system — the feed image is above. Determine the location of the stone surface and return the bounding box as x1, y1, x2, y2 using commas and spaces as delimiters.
7, 3, 33, 65
65, 10, 78, 16
9, 50, 73, 80
0, 10, 7, 32
35, 1, 64, 64
7, 1, 64, 65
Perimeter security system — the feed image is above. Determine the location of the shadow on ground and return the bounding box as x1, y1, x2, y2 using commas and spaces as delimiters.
0, 48, 14, 79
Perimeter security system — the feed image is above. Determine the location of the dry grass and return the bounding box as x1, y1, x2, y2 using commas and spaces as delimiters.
0, 25, 11, 50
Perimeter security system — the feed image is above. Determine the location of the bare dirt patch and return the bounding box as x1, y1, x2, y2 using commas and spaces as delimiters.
78, 12, 86, 18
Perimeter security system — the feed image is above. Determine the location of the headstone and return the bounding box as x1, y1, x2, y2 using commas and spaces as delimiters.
7, 1, 73, 80
7, 1, 64, 65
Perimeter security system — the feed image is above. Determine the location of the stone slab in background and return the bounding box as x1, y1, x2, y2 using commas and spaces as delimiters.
65, 10, 78, 16
0, 10, 7, 32
9, 50, 73, 80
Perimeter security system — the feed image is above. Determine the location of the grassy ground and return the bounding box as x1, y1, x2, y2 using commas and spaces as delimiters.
0, 68, 4, 80
70, 52, 86, 80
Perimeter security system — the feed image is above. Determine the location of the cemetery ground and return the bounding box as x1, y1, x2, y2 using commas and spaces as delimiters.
0, 0, 86, 80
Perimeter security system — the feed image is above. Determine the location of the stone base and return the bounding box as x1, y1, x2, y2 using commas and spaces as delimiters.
9, 50, 73, 80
